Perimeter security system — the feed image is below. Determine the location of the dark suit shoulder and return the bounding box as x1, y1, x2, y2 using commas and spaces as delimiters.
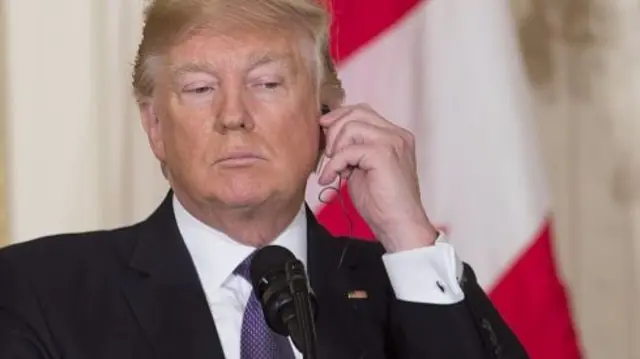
339, 236, 386, 254
0, 223, 141, 279
0, 223, 154, 359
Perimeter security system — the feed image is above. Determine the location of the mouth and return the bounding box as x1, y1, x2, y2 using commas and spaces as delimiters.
215, 152, 266, 166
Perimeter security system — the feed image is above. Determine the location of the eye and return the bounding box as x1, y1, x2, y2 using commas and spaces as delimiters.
184, 86, 214, 94
258, 82, 282, 90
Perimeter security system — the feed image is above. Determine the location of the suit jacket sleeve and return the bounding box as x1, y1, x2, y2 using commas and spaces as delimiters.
386, 262, 530, 359
0, 248, 55, 359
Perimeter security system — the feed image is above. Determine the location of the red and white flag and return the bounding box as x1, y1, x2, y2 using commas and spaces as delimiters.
306, 0, 583, 358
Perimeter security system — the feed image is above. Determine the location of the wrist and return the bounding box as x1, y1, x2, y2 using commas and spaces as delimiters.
381, 223, 439, 253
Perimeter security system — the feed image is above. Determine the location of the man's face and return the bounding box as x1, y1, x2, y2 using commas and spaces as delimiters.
141, 26, 321, 209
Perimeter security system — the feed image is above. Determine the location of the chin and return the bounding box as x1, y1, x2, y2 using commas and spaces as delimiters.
208, 179, 275, 209
216, 193, 268, 209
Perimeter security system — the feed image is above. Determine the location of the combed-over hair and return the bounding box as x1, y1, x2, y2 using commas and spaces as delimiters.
132, 0, 345, 106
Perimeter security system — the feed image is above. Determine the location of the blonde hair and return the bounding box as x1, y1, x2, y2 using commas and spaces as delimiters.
132, 0, 345, 107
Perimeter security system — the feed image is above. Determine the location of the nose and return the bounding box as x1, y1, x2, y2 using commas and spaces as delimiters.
214, 87, 255, 133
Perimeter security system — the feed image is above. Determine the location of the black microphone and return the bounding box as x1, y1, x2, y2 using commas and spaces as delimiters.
250, 245, 318, 359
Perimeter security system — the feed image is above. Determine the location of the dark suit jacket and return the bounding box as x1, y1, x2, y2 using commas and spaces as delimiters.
0, 192, 529, 358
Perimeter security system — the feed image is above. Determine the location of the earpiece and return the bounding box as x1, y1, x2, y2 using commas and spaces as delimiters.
316, 103, 354, 238
321, 104, 331, 116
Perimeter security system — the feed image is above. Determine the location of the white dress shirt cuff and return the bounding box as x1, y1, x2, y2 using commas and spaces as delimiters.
382, 233, 465, 305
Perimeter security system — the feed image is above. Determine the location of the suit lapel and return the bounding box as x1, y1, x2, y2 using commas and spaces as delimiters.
119, 197, 374, 359
121, 192, 225, 359
305, 208, 370, 359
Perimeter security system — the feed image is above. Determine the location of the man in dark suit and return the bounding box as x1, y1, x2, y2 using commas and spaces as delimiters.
0, 0, 529, 358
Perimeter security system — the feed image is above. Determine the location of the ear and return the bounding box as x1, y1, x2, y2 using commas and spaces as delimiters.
314, 104, 329, 173
139, 100, 166, 163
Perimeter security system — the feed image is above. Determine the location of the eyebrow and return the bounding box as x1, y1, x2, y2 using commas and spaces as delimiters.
170, 62, 218, 77
245, 53, 297, 77
247, 53, 291, 70
169, 53, 294, 78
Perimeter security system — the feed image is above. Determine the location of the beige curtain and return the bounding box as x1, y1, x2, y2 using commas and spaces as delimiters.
513, 0, 640, 357
2, 0, 168, 242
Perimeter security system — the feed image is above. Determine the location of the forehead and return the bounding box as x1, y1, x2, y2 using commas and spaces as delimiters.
167, 27, 309, 71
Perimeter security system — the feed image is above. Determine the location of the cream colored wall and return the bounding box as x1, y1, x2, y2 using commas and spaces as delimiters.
514, 0, 639, 357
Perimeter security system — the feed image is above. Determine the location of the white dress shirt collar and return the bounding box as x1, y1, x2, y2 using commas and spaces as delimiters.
173, 195, 308, 289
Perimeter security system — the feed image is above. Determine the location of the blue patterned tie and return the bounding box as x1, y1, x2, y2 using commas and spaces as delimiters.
235, 254, 296, 359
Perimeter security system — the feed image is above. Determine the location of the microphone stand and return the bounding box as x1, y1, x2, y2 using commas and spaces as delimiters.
285, 260, 318, 359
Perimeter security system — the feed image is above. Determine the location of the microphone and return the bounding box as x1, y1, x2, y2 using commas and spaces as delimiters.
250, 245, 318, 359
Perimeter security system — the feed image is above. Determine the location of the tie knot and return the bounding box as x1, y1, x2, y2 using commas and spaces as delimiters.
234, 252, 254, 281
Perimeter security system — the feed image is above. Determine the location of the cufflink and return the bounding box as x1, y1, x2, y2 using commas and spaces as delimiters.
347, 290, 368, 299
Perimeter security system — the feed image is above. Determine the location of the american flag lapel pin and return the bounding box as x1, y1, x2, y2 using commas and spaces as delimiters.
347, 290, 368, 299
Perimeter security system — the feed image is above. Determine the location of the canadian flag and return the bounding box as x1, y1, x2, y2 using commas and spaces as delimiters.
305, 0, 583, 358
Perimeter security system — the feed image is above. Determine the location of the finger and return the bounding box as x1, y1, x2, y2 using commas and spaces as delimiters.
326, 120, 396, 157
319, 103, 392, 130
318, 106, 355, 127
318, 144, 381, 185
